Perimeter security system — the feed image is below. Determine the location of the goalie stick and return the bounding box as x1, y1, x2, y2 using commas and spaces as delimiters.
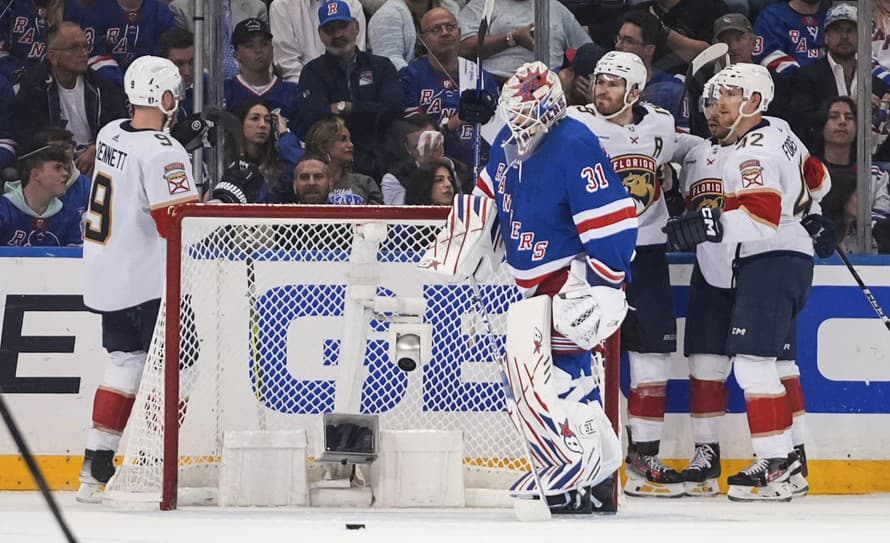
836, 249, 890, 333
676, 42, 729, 118
468, 279, 552, 522
472, 0, 496, 180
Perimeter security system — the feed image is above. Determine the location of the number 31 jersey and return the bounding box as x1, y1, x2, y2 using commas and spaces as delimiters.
83, 119, 199, 312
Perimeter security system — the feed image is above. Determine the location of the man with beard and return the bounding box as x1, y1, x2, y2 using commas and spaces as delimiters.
400, 7, 499, 167
789, 2, 861, 149
298, 0, 404, 181
753, 0, 829, 77
568, 51, 683, 498
293, 154, 334, 204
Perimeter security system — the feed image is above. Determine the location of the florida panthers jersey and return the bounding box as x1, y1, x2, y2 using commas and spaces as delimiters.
567, 103, 678, 247
0, 0, 85, 78
474, 117, 638, 292
82, 0, 175, 71
753, 2, 827, 76
679, 136, 736, 288
83, 120, 199, 312
400, 57, 500, 166
720, 118, 817, 260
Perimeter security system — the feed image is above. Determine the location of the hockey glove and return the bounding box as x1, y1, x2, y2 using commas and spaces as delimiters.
801, 214, 839, 258
171, 113, 209, 152
211, 161, 265, 204
662, 207, 723, 252
552, 274, 628, 350
459, 89, 497, 125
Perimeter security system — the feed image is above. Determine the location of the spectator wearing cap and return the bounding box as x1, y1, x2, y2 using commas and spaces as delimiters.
789, 3, 880, 149
170, 0, 267, 78
14, 23, 128, 177
224, 18, 301, 133
753, 0, 829, 78
269, 0, 367, 83
297, 0, 404, 181
558, 43, 605, 106
0, 143, 83, 247
685, 13, 791, 137
457, 0, 591, 81
614, 11, 689, 132
369, 0, 461, 72
400, 7, 498, 167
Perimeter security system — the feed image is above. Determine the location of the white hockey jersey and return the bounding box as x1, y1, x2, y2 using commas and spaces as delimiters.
720, 117, 819, 260
679, 136, 736, 288
567, 103, 678, 246
83, 119, 199, 312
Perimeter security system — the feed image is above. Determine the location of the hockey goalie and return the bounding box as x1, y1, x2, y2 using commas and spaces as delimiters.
420, 62, 639, 514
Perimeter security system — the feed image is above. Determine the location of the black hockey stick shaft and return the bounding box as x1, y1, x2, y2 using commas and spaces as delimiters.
0, 388, 78, 543
836, 249, 890, 332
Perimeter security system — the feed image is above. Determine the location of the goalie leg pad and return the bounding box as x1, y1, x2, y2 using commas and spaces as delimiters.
504, 297, 619, 498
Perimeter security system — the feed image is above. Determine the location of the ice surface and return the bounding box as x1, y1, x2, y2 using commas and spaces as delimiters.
1, 492, 888, 543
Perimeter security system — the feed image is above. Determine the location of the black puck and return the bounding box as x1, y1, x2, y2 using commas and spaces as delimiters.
345, 523, 366, 530
397, 357, 417, 372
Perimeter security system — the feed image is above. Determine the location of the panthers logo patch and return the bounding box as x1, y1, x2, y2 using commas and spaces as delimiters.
689, 178, 725, 211
613, 154, 658, 215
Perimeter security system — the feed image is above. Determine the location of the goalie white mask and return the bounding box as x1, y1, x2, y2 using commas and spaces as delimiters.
591, 51, 647, 120
498, 61, 566, 164
699, 63, 774, 143
124, 55, 184, 119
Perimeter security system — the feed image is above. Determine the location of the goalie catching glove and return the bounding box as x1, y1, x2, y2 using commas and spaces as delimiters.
552, 266, 628, 350
663, 207, 723, 252
211, 161, 265, 204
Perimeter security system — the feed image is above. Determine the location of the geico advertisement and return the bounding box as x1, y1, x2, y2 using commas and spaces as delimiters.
0, 251, 888, 460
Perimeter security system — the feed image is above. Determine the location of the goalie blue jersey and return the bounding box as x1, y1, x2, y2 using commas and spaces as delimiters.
753, 2, 827, 76
0, 0, 87, 78
475, 117, 638, 292
82, 0, 175, 71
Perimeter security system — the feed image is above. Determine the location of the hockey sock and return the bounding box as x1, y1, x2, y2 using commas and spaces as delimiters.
628, 352, 670, 443
87, 387, 135, 452
688, 354, 731, 444
777, 360, 806, 447
734, 354, 792, 458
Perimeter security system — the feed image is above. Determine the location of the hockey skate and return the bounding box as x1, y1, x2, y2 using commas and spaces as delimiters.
682, 443, 721, 496
788, 445, 809, 497
624, 440, 685, 498
76, 449, 116, 504
726, 457, 792, 502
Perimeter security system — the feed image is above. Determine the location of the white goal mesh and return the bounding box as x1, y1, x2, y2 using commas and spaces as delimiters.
105, 205, 619, 509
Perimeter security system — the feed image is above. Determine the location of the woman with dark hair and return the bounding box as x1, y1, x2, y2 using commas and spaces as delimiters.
228, 97, 304, 202
404, 162, 456, 205
304, 116, 383, 205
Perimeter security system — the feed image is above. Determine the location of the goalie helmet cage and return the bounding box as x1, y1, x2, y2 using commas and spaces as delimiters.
103, 204, 620, 511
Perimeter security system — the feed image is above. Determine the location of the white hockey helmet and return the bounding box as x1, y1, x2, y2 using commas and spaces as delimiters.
591, 51, 647, 119
498, 61, 566, 163
700, 63, 773, 142
124, 55, 184, 117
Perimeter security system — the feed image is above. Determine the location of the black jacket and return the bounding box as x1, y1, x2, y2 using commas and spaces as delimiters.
14, 61, 128, 151
298, 50, 404, 181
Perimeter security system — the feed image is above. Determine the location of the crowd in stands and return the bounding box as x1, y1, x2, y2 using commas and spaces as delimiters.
0, 0, 889, 252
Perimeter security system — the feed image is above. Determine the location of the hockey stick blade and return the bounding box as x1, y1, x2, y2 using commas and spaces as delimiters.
691, 43, 729, 76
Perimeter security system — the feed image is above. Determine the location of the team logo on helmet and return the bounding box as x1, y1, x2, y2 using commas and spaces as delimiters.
689, 178, 725, 211
612, 154, 658, 214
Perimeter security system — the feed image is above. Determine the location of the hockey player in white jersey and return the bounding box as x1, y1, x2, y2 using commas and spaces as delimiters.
664, 63, 835, 502
420, 62, 638, 514
567, 51, 685, 497
77, 56, 201, 503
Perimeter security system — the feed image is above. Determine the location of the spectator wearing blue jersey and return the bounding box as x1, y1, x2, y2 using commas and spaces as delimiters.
0, 0, 85, 81
14, 22, 129, 176
81, 0, 176, 71
753, 0, 829, 77
368, 0, 461, 71
224, 18, 301, 133
614, 10, 689, 132
401, 7, 498, 167
298, 0, 404, 181
0, 143, 82, 247
0, 74, 16, 171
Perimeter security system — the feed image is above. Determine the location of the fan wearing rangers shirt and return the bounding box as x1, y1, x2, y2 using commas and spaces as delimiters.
77, 55, 199, 504
81, 0, 176, 72
567, 51, 684, 498
753, 0, 828, 77
664, 63, 835, 502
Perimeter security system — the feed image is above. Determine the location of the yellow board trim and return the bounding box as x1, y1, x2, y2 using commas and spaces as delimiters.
1, 456, 890, 494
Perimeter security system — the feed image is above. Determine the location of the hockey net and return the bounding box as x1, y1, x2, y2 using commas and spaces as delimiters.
105, 205, 620, 510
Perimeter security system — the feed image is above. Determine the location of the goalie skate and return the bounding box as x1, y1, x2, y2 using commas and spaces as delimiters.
726, 457, 792, 502
682, 443, 721, 497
